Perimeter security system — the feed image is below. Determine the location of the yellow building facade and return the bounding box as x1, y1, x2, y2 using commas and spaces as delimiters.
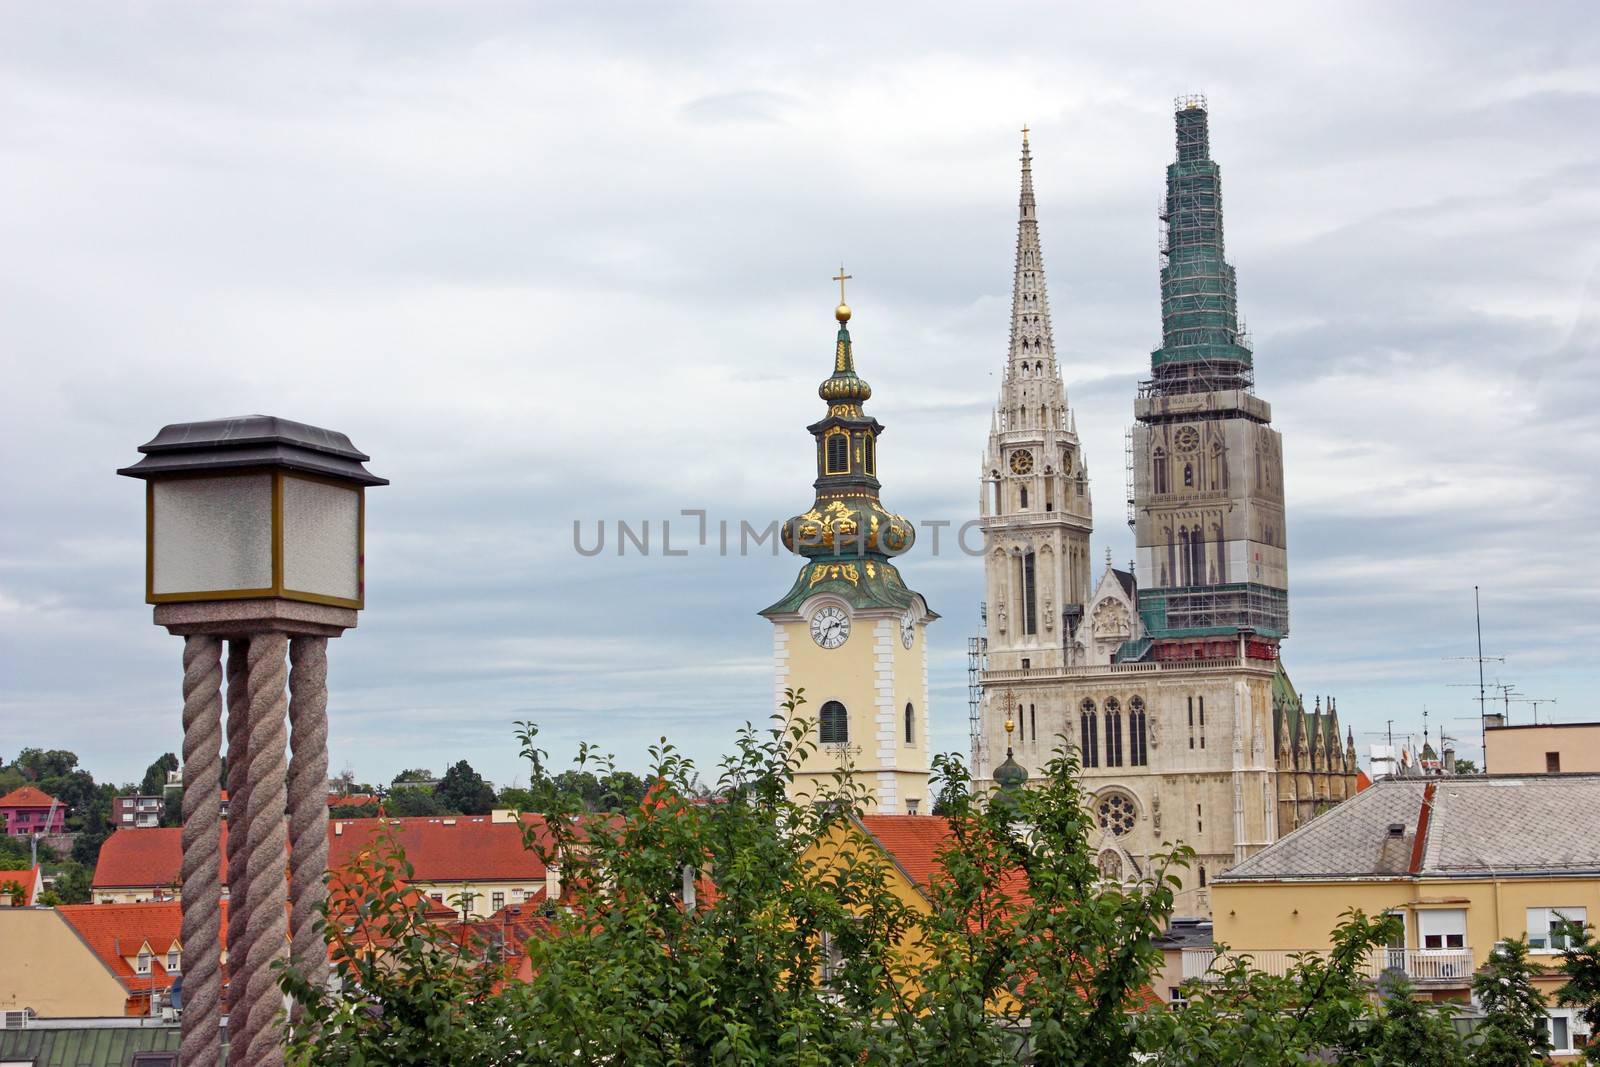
1206, 774, 1600, 1060
761, 290, 934, 815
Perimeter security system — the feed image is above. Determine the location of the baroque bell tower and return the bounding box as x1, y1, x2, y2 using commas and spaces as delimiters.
760, 276, 936, 815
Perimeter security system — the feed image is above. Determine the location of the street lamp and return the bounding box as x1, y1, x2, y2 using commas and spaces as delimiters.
120, 416, 385, 1067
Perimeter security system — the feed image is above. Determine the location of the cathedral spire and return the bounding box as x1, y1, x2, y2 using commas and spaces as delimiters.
1007, 126, 1056, 377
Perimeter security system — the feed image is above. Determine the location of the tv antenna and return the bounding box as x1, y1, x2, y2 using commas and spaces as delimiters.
1441, 587, 1502, 769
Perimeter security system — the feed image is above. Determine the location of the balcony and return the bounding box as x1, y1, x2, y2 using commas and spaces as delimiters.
983, 656, 1263, 683
1182, 947, 1475, 985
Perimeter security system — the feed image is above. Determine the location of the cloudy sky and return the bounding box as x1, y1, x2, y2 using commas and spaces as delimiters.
2, 2, 1596, 789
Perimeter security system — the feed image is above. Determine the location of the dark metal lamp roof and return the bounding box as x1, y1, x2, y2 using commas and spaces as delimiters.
117, 415, 387, 486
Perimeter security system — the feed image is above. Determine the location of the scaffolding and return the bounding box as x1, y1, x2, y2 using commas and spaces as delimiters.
1124, 427, 1136, 529
1150, 94, 1253, 398
968, 603, 989, 775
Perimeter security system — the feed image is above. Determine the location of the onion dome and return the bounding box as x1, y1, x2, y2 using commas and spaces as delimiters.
760, 279, 932, 620
993, 717, 1029, 792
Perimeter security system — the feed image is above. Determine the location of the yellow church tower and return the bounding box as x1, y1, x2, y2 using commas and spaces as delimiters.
760, 274, 936, 815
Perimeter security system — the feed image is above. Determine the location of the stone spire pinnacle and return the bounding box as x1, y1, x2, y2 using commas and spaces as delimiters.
1006, 128, 1056, 382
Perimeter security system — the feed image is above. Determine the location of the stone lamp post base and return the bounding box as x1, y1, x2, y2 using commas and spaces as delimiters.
159, 599, 353, 1067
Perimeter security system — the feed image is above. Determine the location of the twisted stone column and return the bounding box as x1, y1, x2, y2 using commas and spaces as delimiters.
288, 636, 330, 1007
179, 635, 223, 1067
238, 634, 290, 1067
223, 638, 250, 1021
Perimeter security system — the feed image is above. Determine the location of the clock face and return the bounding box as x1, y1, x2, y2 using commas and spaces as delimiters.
1009, 449, 1034, 475
1174, 426, 1200, 453
810, 606, 850, 649
900, 613, 915, 649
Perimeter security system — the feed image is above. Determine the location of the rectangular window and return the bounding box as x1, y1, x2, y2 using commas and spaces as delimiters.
1030, 704, 1037, 741
1547, 752, 1562, 773
513, 888, 526, 904
167, 950, 180, 973
1529, 907, 1587, 952
1187, 697, 1195, 750
430, 892, 444, 904
1417, 909, 1467, 951
1021, 657, 1030, 670
1547, 1010, 1589, 1054
492, 891, 506, 911
1196, 804, 1202, 833
136, 952, 152, 975
1199, 696, 1205, 749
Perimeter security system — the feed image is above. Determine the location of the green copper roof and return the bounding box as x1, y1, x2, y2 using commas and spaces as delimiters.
761, 556, 931, 617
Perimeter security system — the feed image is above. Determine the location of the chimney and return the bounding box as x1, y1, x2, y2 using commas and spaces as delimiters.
1442, 745, 1456, 774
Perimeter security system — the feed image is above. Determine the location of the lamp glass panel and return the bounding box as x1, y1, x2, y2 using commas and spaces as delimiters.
282, 475, 359, 600
152, 475, 273, 594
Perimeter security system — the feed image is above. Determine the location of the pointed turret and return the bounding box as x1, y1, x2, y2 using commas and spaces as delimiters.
1007, 127, 1056, 378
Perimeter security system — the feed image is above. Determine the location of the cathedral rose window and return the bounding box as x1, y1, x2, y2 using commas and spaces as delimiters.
1097, 792, 1137, 837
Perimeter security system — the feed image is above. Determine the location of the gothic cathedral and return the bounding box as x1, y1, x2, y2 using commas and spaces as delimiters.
761, 285, 936, 816
977, 101, 1357, 916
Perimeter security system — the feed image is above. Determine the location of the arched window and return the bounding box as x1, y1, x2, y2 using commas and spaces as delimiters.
1105, 697, 1124, 767
991, 475, 1002, 515
1079, 699, 1099, 768
1030, 703, 1037, 742
1178, 527, 1191, 586
825, 433, 849, 474
1129, 697, 1148, 766
819, 701, 848, 745
1198, 865, 1208, 888
1153, 448, 1169, 495
1035, 361, 1043, 375
863, 434, 876, 475
1209, 442, 1223, 491
1183, 462, 1194, 488
904, 702, 914, 744
1019, 485, 1029, 510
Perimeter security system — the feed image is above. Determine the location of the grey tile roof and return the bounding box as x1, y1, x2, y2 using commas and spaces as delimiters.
1217, 774, 1600, 882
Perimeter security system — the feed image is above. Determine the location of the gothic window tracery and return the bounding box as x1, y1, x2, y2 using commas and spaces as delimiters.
1153, 448, 1169, 494
1096, 791, 1136, 837
1079, 699, 1099, 768
819, 701, 849, 745
1129, 697, 1149, 766
1105, 697, 1124, 767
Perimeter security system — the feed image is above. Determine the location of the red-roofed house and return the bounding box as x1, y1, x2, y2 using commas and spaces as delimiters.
0, 865, 43, 907
93, 815, 555, 918
0, 902, 194, 1018
0, 785, 66, 836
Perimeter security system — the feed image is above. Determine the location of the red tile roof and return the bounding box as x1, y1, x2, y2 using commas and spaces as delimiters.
95, 816, 551, 890
1355, 769, 1373, 793
0, 785, 59, 809
857, 814, 1031, 907
93, 827, 220, 890
327, 816, 550, 884
0, 865, 41, 906
55, 901, 198, 995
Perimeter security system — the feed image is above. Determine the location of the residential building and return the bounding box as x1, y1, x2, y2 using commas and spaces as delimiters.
760, 290, 936, 815
0, 865, 43, 907
92, 816, 555, 919
0, 785, 66, 837
1150, 917, 1212, 1006
113, 795, 167, 829
1207, 774, 1600, 1061
0, 902, 188, 1017
1486, 722, 1600, 775
977, 102, 1356, 917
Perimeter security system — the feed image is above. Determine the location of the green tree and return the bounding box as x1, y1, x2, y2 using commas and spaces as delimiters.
140, 753, 180, 796
1140, 910, 1401, 1066
15, 748, 78, 779
390, 768, 435, 787
1369, 976, 1471, 1066
1471, 938, 1551, 1066
437, 760, 495, 816
49, 861, 93, 905
383, 786, 447, 818
1455, 758, 1479, 775
1556, 920, 1600, 1063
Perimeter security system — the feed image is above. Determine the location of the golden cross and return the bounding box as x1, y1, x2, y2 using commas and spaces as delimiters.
832, 264, 852, 304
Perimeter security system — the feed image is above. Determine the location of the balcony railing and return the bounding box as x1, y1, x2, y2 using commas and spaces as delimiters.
1182, 947, 1475, 984
983, 657, 1267, 682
